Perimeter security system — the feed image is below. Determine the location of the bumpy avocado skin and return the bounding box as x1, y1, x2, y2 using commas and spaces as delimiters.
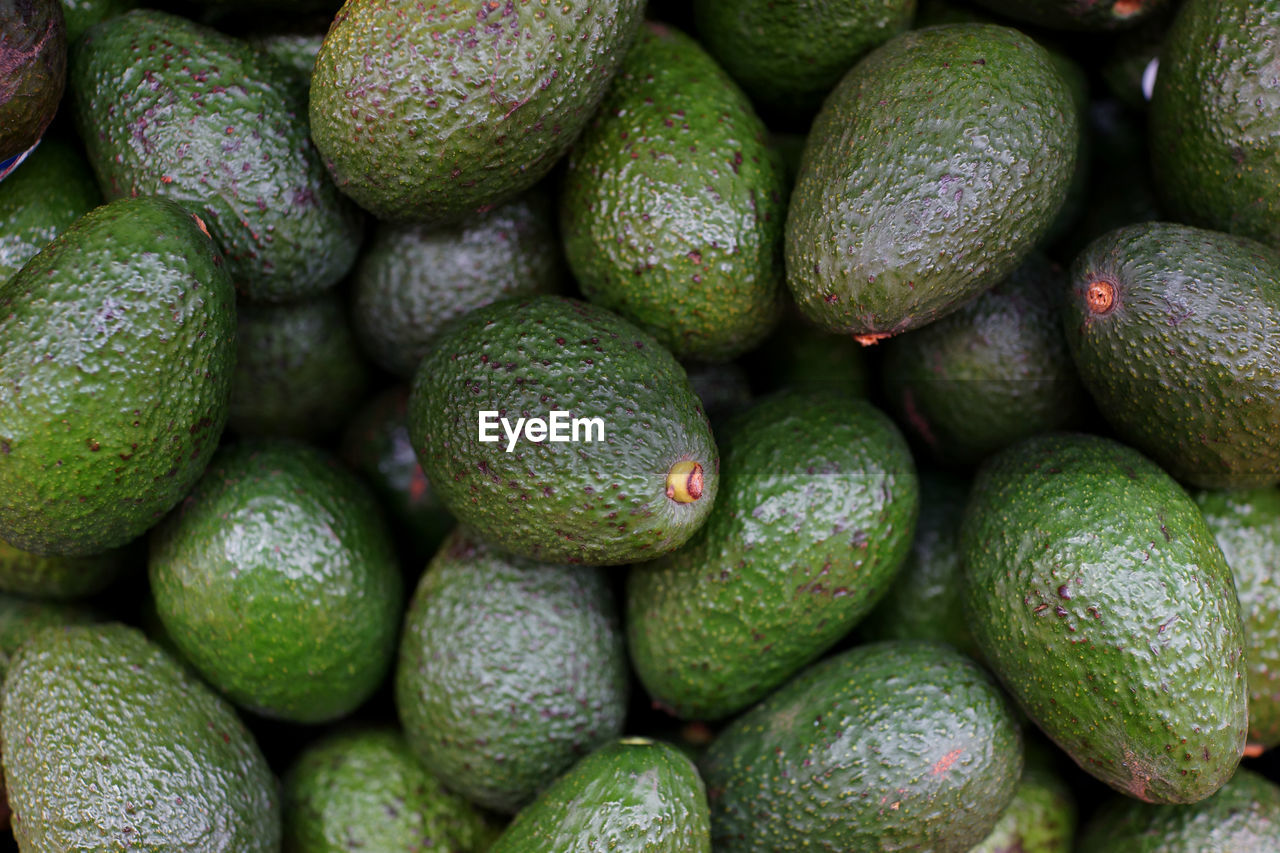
0, 0, 65, 162
961, 433, 1247, 804
0, 196, 236, 557
627, 390, 918, 720
408, 295, 719, 566
560, 23, 785, 363
1194, 487, 1280, 749
71, 10, 362, 302
1150, 0, 1280, 249
353, 188, 564, 378
0, 537, 123, 599
701, 640, 1023, 852
490, 739, 710, 853
149, 441, 402, 724
0, 136, 99, 283
970, 761, 1076, 853
282, 727, 497, 853
970, 0, 1167, 30
0, 595, 97, 678
1064, 222, 1280, 489
786, 24, 1078, 340
395, 530, 627, 814
0, 623, 280, 851
1078, 768, 1280, 852
309, 0, 645, 224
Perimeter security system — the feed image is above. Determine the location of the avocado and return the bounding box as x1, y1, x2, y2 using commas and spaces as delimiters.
882, 253, 1087, 467
353, 187, 564, 378
682, 361, 753, 425
701, 640, 1023, 852
961, 433, 1247, 803
71, 10, 362, 302
1077, 768, 1280, 852
1193, 487, 1280, 750
149, 441, 402, 724
1063, 222, 1280, 489
309, 0, 644, 224
408, 295, 719, 566
0, 0, 65, 165
58, 0, 134, 42
0, 195, 236, 557
395, 530, 627, 813
0, 136, 99, 283
969, 0, 1167, 29
0, 536, 124, 599
1150, 0, 1280, 249
490, 738, 710, 853
559, 22, 785, 362
785, 24, 1079, 342
1099, 8, 1173, 111
249, 30, 323, 82
228, 289, 371, 441
0, 594, 97, 678
0, 623, 280, 850
971, 760, 1076, 853
283, 727, 498, 853
745, 305, 871, 397
627, 390, 918, 720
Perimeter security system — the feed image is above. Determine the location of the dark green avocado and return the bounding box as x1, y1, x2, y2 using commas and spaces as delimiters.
969, 0, 1167, 30
0, 536, 124, 599
0, 0, 65, 164
0, 594, 98, 678
0, 136, 99, 283
58, 0, 135, 42
971, 760, 1076, 853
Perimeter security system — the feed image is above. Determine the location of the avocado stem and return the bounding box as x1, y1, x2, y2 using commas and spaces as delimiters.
1086, 277, 1117, 315
665, 461, 704, 503
853, 332, 890, 346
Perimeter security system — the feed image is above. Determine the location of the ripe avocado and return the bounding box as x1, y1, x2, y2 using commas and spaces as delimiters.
395, 530, 627, 813
701, 640, 1023, 852
961, 433, 1247, 803
408, 295, 719, 566
0, 136, 99, 283
0, 196, 236, 557
309, 0, 645, 224
0, 536, 124, 599
626, 390, 918, 720
969, 0, 1167, 30
785, 24, 1079, 342
559, 22, 785, 362
0, 0, 65, 164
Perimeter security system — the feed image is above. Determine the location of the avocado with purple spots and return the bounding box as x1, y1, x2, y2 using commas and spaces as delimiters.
0, 0, 65, 165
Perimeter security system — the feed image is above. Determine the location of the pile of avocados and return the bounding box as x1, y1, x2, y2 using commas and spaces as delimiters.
3, 0, 1280, 849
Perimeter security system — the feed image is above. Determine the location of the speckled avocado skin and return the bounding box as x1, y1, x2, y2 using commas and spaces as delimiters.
395, 529, 628, 814
283, 727, 497, 853
785, 24, 1078, 340
626, 390, 918, 720
309, 0, 645, 224
0, 595, 98, 678
0, 623, 280, 851
1078, 768, 1280, 852
72, 10, 363, 302
408, 295, 719, 566
0, 196, 236, 557
970, 761, 1076, 853
0, 0, 65, 162
149, 441, 402, 724
0, 537, 124, 598
970, 0, 1167, 30
560, 22, 785, 363
701, 640, 1023, 852
491, 739, 710, 853
1064, 222, 1280, 489
961, 433, 1247, 804
0, 137, 99, 283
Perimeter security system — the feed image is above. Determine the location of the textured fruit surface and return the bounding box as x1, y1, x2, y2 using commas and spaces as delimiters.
0, 594, 97, 678
0, 136, 98, 283
970, 761, 1076, 853
0, 537, 124, 599
0, 0, 65, 162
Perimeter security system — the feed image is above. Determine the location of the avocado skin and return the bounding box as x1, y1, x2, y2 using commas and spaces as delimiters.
149, 441, 402, 724
59, 0, 134, 42
970, 0, 1167, 30
961, 433, 1247, 804
559, 22, 785, 363
1193, 487, 1280, 749
786, 24, 1078, 340
309, 0, 644, 224
395, 529, 627, 814
0, 594, 97, 678
970, 761, 1076, 853
1064, 222, 1280, 489
0, 623, 280, 851
626, 390, 918, 720
282, 727, 497, 853
353, 188, 563, 378
1078, 768, 1280, 852
883, 253, 1086, 467
701, 640, 1022, 852
1150, 0, 1280, 249
0, 537, 124, 599
745, 305, 871, 397
0, 0, 65, 162
71, 10, 362, 302
490, 739, 710, 853
408, 295, 719, 566
0, 136, 99, 283
0, 195, 236, 557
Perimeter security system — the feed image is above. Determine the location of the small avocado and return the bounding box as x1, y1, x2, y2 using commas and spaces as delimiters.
0, 536, 124, 599
0, 136, 99, 283
490, 738, 710, 853
971, 760, 1076, 853
745, 305, 871, 397
396, 530, 627, 813
969, 0, 1167, 30
0, 0, 65, 164
962, 433, 1247, 803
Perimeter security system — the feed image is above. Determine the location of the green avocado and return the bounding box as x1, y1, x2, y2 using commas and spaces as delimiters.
309, 0, 644, 224
0, 136, 99, 283
0, 623, 280, 851
969, 0, 1167, 30
58, 0, 134, 43
0, 536, 124, 599
961, 433, 1247, 803
0, 196, 236, 557
970, 760, 1076, 853
0, 594, 97, 678
627, 390, 918, 720
745, 306, 871, 397
0, 0, 65, 163
395, 530, 627, 814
